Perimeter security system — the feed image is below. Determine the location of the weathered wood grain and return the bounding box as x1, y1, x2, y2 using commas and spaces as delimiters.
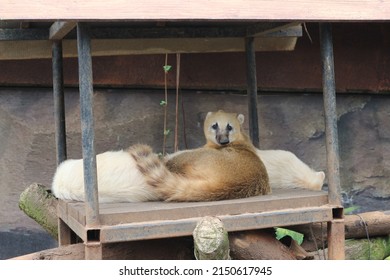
1, 0, 389, 21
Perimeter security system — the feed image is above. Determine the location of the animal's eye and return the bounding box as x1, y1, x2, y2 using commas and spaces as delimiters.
211, 123, 218, 130
227, 124, 233, 131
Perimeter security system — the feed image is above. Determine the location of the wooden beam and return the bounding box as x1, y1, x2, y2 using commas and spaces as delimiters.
90, 26, 246, 39
0, 37, 298, 60
1, 23, 301, 41
247, 22, 300, 37
49, 21, 76, 40
1, 0, 389, 21
265, 25, 303, 38
88, 24, 301, 39
0, 28, 47, 40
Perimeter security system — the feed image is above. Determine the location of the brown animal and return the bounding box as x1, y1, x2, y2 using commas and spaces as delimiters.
129, 110, 270, 201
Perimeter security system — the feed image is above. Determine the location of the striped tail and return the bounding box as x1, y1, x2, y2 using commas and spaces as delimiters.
127, 144, 217, 201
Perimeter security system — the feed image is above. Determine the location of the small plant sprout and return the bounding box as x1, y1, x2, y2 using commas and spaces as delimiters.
163, 65, 172, 73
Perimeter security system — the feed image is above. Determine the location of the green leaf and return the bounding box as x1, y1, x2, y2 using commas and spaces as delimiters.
163, 65, 172, 73
344, 205, 360, 214
275, 227, 304, 245
160, 100, 167, 106
164, 129, 170, 136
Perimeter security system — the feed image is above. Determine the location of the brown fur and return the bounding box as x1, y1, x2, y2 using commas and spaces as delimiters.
128, 110, 270, 202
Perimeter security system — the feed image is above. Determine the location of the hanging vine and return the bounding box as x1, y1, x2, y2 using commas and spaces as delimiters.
161, 54, 171, 156
174, 53, 181, 152
161, 53, 183, 155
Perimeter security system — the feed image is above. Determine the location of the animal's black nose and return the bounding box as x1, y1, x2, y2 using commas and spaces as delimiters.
218, 139, 230, 145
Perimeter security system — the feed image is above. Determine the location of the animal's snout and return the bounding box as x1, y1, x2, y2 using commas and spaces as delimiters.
217, 134, 230, 145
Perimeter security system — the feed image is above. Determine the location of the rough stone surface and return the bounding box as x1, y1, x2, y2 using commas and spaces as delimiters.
0, 88, 389, 258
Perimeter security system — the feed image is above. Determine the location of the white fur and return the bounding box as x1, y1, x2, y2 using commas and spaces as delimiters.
167, 149, 325, 190
52, 148, 325, 203
51, 150, 159, 203
257, 150, 325, 190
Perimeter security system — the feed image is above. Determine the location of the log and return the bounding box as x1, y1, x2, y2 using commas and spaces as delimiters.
345, 235, 390, 260
229, 229, 298, 260
313, 235, 390, 260
193, 216, 230, 260
288, 211, 390, 251
344, 211, 390, 239
19, 183, 59, 240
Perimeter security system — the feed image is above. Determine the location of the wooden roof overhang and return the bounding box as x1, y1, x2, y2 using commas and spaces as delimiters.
1, 0, 390, 22
1, 0, 389, 60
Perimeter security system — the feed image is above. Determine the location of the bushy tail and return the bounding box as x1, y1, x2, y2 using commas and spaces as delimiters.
127, 144, 215, 201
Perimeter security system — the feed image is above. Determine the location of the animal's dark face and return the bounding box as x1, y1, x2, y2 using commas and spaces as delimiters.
210, 122, 233, 145
204, 110, 245, 146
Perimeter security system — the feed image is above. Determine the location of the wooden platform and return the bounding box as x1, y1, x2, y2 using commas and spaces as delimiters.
58, 188, 337, 243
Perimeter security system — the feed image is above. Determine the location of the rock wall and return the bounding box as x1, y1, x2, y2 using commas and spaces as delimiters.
0, 87, 389, 258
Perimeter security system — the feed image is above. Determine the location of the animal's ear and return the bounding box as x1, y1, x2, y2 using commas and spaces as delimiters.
237, 114, 245, 125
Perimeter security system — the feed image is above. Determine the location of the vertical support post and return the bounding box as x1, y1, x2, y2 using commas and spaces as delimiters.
52, 40, 67, 165
245, 37, 260, 148
58, 218, 72, 246
320, 23, 345, 260
77, 23, 100, 229
85, 243, 103, 260
319, 23, 342, 206
327, 219, 345, 260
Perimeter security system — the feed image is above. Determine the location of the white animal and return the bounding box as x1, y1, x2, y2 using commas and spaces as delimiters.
51, 150, 159, 203
257, 150, 325, 190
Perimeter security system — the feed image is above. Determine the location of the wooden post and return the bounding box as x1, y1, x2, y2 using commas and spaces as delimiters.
327, 219, 345, 260
77, 23, 101, 260
319, 23, 342, 206
320, 22, 345, 260
245, 36, 260, 148
52, 40, 67, 165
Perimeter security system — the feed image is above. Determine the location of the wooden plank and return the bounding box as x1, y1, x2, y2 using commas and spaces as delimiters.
65, 189, 328, 226
57, 199, 68, 223
0, 37, 298, 60
49, 21, 76, 40
1, 0, 389, 21
65, 215, 88, 242
99, 207, 333, 242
